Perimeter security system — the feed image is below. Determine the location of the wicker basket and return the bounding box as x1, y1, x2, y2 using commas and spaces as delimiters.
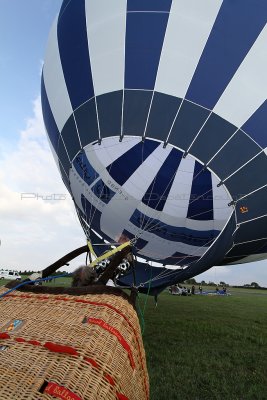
0, 286, 149, 400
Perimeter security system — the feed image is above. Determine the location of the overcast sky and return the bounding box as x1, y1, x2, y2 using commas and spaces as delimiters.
0, 1, 266, 286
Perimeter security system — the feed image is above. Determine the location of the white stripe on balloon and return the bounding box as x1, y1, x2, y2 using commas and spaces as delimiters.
155, 0, 223, 98
85, 0, 127, 96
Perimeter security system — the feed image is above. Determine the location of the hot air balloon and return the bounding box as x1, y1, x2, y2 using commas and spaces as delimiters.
41, 0, 267, 294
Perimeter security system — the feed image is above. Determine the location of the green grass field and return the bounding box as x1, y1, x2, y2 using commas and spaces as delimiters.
140, 291, 267, 400
1, 278, 266, 399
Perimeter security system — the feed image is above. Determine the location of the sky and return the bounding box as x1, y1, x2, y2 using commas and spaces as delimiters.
0, 1, 266, 286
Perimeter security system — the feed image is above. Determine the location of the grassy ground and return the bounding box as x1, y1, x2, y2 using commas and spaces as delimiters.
1, 278, 266, 399
141, 290, 267, 400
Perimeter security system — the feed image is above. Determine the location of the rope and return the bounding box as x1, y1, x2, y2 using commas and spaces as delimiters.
136, 298, 145, 335
136, 263, 153, 335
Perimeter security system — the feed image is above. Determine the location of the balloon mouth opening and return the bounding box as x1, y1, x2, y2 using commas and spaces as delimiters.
68, 136, 234, 267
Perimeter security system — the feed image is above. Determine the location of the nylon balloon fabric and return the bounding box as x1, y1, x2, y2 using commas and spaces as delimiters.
41, 0, 267, 292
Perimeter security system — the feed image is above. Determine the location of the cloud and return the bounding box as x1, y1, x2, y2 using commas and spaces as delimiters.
0, 96, 86, 271
196, 262, 267, 287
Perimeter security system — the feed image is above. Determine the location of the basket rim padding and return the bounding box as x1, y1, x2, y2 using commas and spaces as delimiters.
4, 283, 135, 307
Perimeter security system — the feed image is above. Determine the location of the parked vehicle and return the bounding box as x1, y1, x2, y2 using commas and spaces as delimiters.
169, 284, 183, 295
0, 270, 21, 281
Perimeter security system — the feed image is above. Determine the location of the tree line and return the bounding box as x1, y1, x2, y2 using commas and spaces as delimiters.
183, 278, 265, 289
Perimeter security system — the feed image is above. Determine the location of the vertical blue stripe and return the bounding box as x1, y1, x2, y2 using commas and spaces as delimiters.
168, 100, 210, 150
127, 0, 172, 12
60, 115, 81, 161
41, 74, 60, 151
59, 0, 73, 19
242, 100, 267, 148
142, 149, 183, 211
107, 140, 159, 186
125, 12, 169, 89
57, 0, 94, 110
224, 152, 267, 199
208, 130, 261, 181
123, 90, 153, 136
189, 113, 237, 163
187, 163, 213, 221
186, 0, 267, 109
146, 92, 182, 141
74, 98, 99, 147
57, 136, 71, 174
97, 91, 123, 138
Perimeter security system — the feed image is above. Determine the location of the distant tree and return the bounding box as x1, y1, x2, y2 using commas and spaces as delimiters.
208, 281, 216, 286
251, 282, 260, 288
201, 280, 206, 286
185, 278, 197, 285
220, 281, 226, 286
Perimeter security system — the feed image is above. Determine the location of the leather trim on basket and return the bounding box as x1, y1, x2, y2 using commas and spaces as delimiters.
4, 283, 135, 306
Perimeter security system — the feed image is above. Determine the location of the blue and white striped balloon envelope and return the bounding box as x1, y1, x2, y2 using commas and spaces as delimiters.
41, 0, 267, 292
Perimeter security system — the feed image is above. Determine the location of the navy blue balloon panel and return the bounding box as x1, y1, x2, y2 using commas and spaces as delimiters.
123, 90, 153, 136
107, 140, 159, 186
186, 164, 213, 221
57, 0, 94, 109
185, 1, 267, 109
142, 149, 183, 211
125, 12, 169, 89
241, 100, 267, 148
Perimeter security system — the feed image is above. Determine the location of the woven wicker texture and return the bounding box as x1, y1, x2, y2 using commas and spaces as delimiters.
0, 287, 149, 400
